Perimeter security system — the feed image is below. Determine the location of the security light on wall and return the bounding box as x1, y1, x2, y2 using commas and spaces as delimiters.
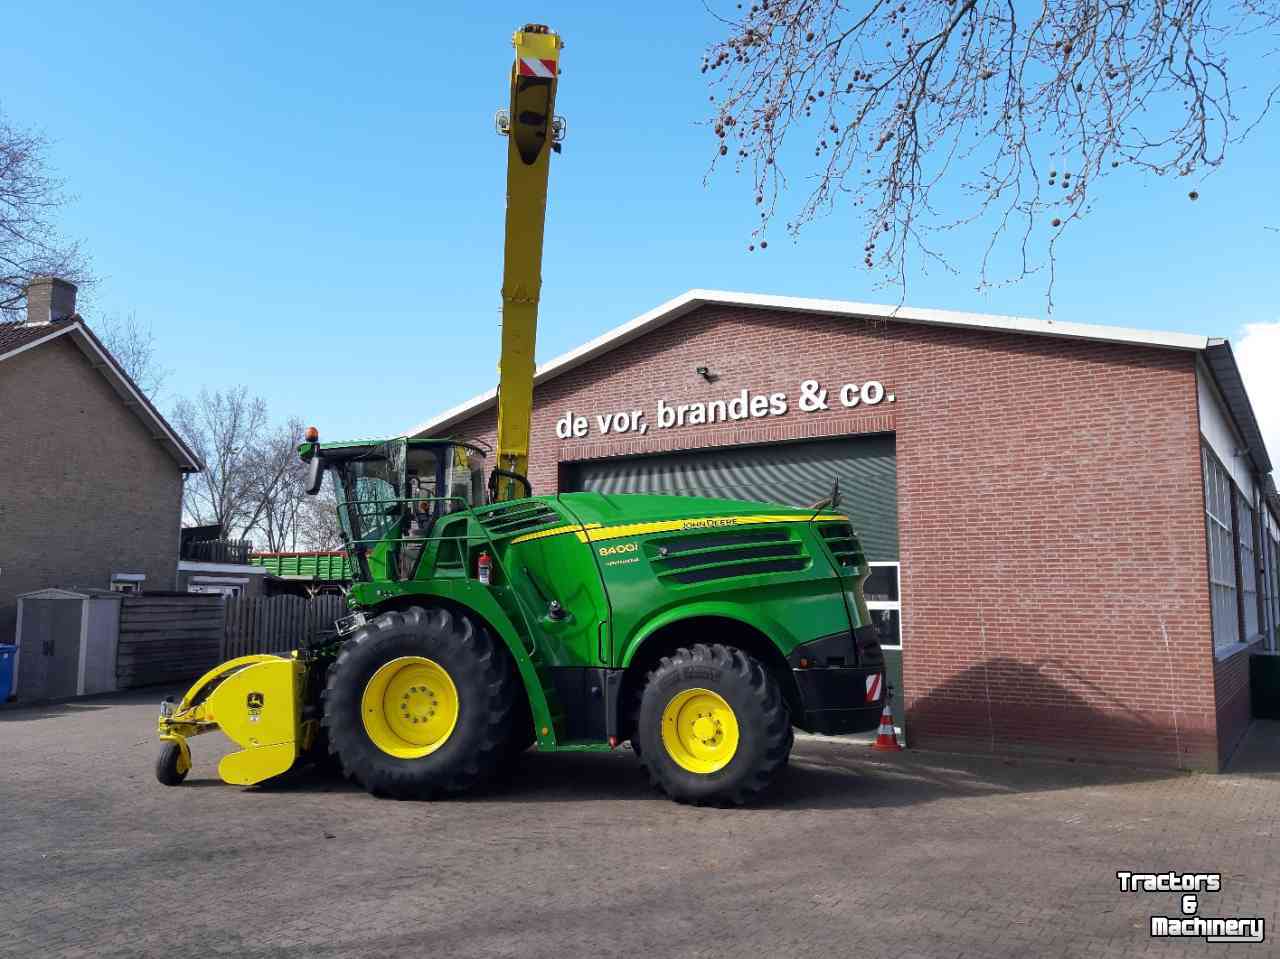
695, 365, 717, 382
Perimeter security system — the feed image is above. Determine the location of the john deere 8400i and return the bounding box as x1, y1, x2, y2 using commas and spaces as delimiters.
154, 25, 887, 805
157, 435, 886, 804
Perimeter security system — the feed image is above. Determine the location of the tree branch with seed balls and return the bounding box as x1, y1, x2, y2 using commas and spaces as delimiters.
0, 110, 92, 321
702, 0, 1278, 309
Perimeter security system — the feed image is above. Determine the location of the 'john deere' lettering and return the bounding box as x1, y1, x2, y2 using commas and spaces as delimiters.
682, 517, 739, 530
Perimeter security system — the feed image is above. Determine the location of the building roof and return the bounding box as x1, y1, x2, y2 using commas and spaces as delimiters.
1203, 339, 1272, 475
15, 583, 98, 599
0, 318, 202, 472
407, 290, 1271, 473
0, 317, 79, 354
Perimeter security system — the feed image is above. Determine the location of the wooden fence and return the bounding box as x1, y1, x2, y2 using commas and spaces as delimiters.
117, 593, 226, 689
113, 594, 348, 688
221, 594, 347, 660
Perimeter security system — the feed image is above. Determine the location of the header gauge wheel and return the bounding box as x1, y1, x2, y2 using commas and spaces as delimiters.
636, 643, 792, 805
155, 742, 189, 786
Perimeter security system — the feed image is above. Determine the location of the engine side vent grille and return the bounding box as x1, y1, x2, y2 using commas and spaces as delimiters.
651, 527, 809, 586
477, 502, 562, 538
817, 522, 864, 569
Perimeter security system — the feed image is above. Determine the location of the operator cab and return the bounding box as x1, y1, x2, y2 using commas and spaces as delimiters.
302, 436, 488, 582
405, 441, 487, 530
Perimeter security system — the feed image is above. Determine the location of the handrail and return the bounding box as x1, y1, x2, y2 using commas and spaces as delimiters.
337, 495, 491, 555
181, 538, 253, 564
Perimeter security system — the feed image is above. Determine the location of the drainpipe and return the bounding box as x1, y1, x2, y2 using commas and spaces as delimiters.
174, 472, 188, 591
1255, 472, 1268, 648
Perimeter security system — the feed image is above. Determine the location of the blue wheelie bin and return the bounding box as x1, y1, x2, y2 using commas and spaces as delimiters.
0, 645, 15, 701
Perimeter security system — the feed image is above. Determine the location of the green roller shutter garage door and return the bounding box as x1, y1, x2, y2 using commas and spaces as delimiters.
563, 433, 906, 731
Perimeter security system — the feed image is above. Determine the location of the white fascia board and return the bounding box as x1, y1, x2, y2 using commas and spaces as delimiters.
2, 321, 203, 471
179, 561, 269, 575
16, 587, 92, 599
406, 386, 499, 440
403, 290, 705, 438
403, 289, 1209, 438
688, 290, 1209, 351
64, 324, 204, 471
0, 325, 78, 362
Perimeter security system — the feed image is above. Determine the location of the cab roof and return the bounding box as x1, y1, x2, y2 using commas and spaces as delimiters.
303, 437, 487, 461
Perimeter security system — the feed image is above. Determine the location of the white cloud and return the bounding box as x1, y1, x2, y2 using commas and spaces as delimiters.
1235, 321, 1280, 479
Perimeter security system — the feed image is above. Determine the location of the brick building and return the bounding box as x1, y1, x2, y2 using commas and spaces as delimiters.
411, 290, 1280, 771
0, 278, 202, 641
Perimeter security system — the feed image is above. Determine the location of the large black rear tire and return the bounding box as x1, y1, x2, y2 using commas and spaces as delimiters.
635, 643, 792, 806
322, 606, 515, 799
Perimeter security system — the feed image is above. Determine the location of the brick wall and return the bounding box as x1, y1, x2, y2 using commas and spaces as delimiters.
1214, 641, 1261, 768
0, 337, 184, 639
444, 304, 1220, 770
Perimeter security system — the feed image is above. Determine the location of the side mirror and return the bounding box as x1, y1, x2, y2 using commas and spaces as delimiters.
304, 455, 325, 495
810, 476, 842, 512
488, 468, 533, 502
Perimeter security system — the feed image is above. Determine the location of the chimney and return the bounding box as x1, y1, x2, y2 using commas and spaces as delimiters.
24, 276, 78, 326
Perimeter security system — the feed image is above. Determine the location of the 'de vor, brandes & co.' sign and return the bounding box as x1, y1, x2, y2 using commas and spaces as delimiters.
555, 378, 896, 440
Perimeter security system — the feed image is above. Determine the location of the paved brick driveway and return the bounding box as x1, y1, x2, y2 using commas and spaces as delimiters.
3, 690, 1277, 959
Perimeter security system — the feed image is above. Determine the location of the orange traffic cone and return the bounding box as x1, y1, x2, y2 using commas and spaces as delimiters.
871, 702, 902, 752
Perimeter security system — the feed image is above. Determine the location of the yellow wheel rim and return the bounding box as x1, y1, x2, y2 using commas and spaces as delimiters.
660, 687, 740, 774
360, 656, 459, 759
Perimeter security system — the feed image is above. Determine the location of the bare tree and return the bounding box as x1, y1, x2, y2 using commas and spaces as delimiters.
94, 311, 168, 399
173, 387, 271, 538
294, 484, 345, 552
0, 110, 91, 321
704, 0, 1279, 306
173, 397, 332, 550
243, 418, 308, 551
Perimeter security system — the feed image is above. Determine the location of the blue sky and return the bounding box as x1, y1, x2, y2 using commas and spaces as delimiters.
5, 1, 1278, 452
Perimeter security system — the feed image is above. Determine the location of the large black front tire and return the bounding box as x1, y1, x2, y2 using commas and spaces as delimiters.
322, 606, 515, 799
636, 643, 793, 806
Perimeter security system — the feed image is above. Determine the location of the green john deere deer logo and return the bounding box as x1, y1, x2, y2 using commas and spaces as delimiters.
246, 691, 265, 722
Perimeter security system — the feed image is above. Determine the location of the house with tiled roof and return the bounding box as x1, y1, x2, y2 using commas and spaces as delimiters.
0, 277, 202, 643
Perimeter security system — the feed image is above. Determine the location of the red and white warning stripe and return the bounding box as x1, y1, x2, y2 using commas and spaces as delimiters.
864, 673, 882, 703
518, 57, 557, 78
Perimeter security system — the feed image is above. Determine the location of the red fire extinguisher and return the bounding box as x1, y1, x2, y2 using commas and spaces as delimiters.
477, 551, 492, 585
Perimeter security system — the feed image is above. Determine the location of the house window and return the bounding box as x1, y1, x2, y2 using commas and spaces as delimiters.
1237, 492, 1259, 642
188, 584, 240, 598
1262, 516, 1279, 651
110, 572, 146, 594
865, 562, 901, 649
188, 576, 248, 598
1202, 449, 1239, 651
1273, 529, 1280, 651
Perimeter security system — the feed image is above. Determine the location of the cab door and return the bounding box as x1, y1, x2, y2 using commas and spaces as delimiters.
502, 524, 610, 669
485, 503, 613, 742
